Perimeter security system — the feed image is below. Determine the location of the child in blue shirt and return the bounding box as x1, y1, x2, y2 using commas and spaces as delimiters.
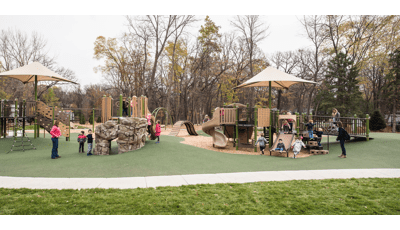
305, 120, 316, 139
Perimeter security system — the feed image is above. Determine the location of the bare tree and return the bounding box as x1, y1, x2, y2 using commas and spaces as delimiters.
231, 15, 269, 107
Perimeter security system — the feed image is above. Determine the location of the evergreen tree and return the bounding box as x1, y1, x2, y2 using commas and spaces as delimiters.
97, 116, 102, 123
42, 88, 59, 107
370, 110, 387, 131
79, 113, 86, 125
315, 52, 364, 116
384, 48, 400, 133
89, 114, 94, 125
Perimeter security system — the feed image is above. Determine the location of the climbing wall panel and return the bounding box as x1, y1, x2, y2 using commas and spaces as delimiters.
257, 108, 270, 127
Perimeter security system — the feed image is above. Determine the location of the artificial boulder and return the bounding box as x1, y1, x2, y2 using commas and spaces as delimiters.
93, 118, 148, 155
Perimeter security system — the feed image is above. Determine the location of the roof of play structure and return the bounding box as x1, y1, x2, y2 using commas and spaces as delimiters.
0, 62, 78, 84
234, 66, 316, 90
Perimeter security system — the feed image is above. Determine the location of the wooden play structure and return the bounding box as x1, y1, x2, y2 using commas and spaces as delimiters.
203, 103, 372, 156
1, 99, 70, 140
101, 95, 159, 140
101, 95, 151, 122
202, 103, 271, 150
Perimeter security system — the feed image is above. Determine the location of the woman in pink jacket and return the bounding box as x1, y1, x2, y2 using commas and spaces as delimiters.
155, 120, 161, 144
50, 120, 61, 159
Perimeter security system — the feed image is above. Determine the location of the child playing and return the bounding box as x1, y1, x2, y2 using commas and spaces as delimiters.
77, 131, 87, 153
272, 139, 286, 153
305, 120, 316, 139
155, 120, 161, 144
146, 113, 152, 135
281, 119, 290, 133
255, 133, 268, 155
316, 128, 323, 147
86, 129, 94, 156
291, 136, 306, 159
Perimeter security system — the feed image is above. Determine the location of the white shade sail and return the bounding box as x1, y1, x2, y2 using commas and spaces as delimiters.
0, 62, 78, 84
234, 66, 316, 89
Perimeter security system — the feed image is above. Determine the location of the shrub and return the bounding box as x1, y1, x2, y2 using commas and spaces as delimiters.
370, 110, 386, 131
97, 116, 101, 123
89, 114, 94, 125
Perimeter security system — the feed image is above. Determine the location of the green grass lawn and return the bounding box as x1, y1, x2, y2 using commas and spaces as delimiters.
0, 132, 399, 178
1, 178, 399, 214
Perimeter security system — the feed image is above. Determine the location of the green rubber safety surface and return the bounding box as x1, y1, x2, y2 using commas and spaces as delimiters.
0, 132, 399, 178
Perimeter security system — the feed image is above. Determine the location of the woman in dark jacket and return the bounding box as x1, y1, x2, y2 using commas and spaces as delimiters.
336, 121, 347, 158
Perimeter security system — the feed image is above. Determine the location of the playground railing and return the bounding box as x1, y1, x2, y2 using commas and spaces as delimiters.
219, 108, 236, 125
300, 115, 368, 137
25, 101, 36, 117
238, 107, 254, 124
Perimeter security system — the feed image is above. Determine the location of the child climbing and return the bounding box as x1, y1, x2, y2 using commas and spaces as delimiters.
291, 136, 306, 159
155, 120, 161, 144
255, 133, 268, 155
272, 139, 286, 153
77, 131, 87, 153
305, 120, 316, 139
86, 129, 94, 156
316, 128, 323, 146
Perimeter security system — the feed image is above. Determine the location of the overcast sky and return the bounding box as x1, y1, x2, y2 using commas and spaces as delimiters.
0, 15, 312, 86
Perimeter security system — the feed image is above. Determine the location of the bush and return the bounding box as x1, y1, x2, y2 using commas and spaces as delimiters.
79, 114, 86, 125
89, 114, 94, 125
370, 110, 386, 131
97, 116, 101, 123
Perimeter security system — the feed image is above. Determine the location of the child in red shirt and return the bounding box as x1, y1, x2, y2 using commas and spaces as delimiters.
155, 120, 161, 144
77, 131, 87, 153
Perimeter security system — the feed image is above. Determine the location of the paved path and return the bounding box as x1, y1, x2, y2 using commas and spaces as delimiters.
1, 169, 399, 189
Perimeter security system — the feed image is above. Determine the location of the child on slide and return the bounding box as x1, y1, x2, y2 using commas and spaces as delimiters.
281, 119, 290, 133
272, 139, 286, 153
255, 133, 268, 155
291, 136, 305, 159
155, 120, 161, 144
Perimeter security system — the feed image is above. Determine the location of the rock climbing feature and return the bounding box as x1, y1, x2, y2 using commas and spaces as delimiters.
93, 118, 147, 155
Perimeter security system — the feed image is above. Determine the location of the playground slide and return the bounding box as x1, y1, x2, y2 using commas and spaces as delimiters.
269, 133, 295, 157
169, 121, 198, 136
202, 118, 227, 148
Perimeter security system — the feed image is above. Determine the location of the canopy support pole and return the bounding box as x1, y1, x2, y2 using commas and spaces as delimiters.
34, 75, 37, 139
269, 81, 272, 148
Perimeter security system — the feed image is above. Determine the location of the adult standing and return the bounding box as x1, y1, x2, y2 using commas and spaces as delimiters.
50, 120, 61, 159
336, 121, 347, 158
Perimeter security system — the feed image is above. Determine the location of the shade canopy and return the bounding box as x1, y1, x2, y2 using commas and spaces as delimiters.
234, 66, 316, 90
0, 62, 78, 84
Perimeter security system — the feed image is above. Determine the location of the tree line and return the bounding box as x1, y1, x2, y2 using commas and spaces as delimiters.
1, 15, 399, 131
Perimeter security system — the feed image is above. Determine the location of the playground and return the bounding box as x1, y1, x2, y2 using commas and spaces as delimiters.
0, 61, 399, 216
0, 64, 391, 175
